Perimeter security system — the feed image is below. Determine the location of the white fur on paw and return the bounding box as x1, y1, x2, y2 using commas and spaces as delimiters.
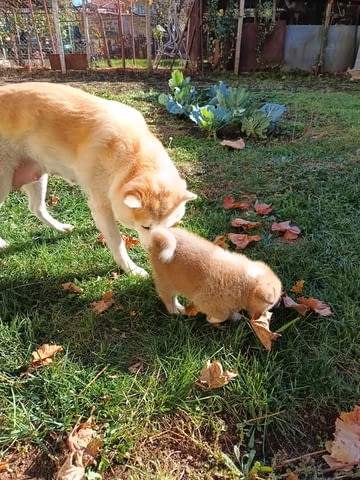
128, 265, 148, 277
55, 223, 74, 233
206, 315, 226, 325
0, 238, 9, 249
167, 302, 185, 315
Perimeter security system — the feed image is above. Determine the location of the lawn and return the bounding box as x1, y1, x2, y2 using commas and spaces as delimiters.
0, 72, 359, 479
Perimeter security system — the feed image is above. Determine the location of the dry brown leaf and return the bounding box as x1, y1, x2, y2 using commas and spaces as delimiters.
47, 195, 59, 207
254, 200, 274, 215
198, 360, 238, 389
120, 232, 140, 249
231, 217, 262, 230
97, 233, 106, 245
290, 280, 305, 294
286, 473, 299, 480
128, 361, 144, 375
213, 235, 229, 249
91, 291, 115, 315
282, 293, 310, 315
185, 302, 200, 316
56, 454, 85, 480
0, 462, 10, 472
61, 282, 84, 294
271, 221, 301, 240
323, 405, 360, 470
220, 138, 245, 150
249, 312, 281, 351
228, 233, 261, 250
31, 344, 63, 368
222, 195, 250, 211
297, 297, 333, 317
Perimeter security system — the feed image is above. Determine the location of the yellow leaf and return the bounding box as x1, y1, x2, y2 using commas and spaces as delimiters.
290, 280, 305, 294
31, 344, 63, 368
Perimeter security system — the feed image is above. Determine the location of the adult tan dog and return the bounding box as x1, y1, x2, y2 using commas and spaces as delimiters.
0, 82, 196, 276
147, 227, 282, 323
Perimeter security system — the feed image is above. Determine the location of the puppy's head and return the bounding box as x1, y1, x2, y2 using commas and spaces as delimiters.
110, 175, 196, 247
246, 263, 282, 319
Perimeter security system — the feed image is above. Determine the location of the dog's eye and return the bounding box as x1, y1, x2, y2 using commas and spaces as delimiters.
141, 225, 150, 230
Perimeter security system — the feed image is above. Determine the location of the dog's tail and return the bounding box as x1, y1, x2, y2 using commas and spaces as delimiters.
150, 227, 177, 263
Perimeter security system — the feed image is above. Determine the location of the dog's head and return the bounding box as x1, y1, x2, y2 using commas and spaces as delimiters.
110, 174, 196, 247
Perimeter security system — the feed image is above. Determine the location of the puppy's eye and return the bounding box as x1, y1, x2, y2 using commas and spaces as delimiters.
141, 225, 150, 230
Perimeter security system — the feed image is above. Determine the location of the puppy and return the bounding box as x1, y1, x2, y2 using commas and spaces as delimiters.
146, 227, 282, 323
0, 82, 196, 276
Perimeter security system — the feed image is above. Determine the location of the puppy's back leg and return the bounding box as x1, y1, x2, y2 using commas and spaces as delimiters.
22, 174, 73, 233
153, 277, 185, 314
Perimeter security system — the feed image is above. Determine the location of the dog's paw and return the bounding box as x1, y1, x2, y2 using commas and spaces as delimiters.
54, 222, 74, 233
128, 265, 149, 277
0, 238, 9, 249
166, 300, 185, 315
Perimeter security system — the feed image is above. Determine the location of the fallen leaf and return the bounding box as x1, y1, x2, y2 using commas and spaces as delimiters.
56, 454, 85, 480
47, 195, 59, 206
297, 297, 333, 316
97, 233, 106, 245
110, 271, 120, 280
199, 360, 237, 389
286, 473, 299, 480
254, 200, 274, 215
120, 232, 140, 249
61, 282, 84, 294
271, 221, 301, 240
228, 233, 261, 249
0, 462, 10, 472
128, 361, 144, 375
220, 138, 245, 149
213, 235, 229, 249
323, 405, 360, 470
231, 217, 262, 230
67, 417, 101, 468
222, 196, 250, 210
91, 291, 115, 315
249, 312, 281, 351
31, 344, 63, 368
185, 302, 199, 316
282, 293, 310, 315
290, 280, 305, 294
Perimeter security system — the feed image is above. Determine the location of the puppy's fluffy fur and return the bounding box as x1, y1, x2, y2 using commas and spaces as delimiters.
147, 227, 282, 323
0, 82, 196, 276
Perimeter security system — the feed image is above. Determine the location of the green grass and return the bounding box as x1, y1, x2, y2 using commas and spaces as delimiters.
0, 73, 359, 479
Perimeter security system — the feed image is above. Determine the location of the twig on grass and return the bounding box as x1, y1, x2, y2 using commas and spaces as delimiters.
78, 365, 108, 396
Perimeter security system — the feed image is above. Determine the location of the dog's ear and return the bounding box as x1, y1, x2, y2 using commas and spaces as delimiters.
123, 193, 142, 209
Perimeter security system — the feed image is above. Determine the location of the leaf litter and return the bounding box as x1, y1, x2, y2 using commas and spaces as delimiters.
198, 360, 238, 389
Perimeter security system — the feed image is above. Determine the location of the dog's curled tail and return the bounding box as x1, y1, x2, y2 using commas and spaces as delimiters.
150, 227, 177, 263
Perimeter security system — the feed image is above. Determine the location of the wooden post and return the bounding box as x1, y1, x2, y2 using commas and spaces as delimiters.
43, 0, 56, 53
51, 0, 66, 73
82, 0, 92, 64
145, 0, 152, 71
117, 0, 125, 68
129, 0, 136, 65
233, 0, 245, 75
28, 0, 45, 66
96, 5, 112, 67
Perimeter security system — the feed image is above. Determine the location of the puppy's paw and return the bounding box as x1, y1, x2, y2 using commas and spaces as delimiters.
0, 238, 9, 249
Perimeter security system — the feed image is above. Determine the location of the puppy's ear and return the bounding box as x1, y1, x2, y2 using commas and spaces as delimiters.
123, 193, 142, 209
183, 191, 197, 202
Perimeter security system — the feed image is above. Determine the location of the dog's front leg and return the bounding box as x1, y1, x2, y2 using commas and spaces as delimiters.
0, 167, 13, 249
89, 198, 148, 277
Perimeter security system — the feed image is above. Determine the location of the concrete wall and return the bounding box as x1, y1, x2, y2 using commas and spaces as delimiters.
284, 25, 359, 72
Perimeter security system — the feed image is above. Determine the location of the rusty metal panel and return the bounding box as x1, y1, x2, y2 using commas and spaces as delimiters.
284, 25, 358, 72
